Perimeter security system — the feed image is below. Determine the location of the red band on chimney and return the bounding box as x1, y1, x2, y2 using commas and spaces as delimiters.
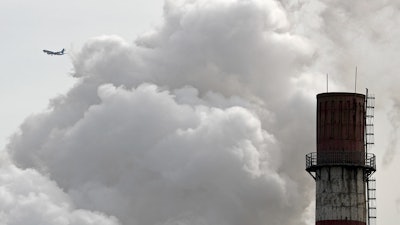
316, 220, 366, 225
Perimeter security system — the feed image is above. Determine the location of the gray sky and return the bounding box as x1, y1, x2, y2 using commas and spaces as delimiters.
1, 0, 400, 225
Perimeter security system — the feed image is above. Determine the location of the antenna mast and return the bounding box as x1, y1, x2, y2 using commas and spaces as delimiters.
326, 73, 329, 92
355, 66, 358, 93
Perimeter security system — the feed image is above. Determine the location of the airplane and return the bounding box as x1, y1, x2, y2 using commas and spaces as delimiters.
43, 48, 65, 56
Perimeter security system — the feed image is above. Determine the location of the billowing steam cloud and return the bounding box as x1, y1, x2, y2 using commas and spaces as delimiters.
0, 153, 120, 225
4, 0, 400, 224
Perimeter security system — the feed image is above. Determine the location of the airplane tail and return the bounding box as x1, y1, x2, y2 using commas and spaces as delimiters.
61, 49, 65, 54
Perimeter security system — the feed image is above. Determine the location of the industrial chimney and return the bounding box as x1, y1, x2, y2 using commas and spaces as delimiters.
306, 91, 376, 225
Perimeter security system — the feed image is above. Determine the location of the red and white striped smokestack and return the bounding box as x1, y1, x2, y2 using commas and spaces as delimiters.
306, 92, 376, 225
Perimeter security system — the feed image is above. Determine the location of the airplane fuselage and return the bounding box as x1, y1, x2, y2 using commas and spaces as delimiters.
43, 49, 65, 55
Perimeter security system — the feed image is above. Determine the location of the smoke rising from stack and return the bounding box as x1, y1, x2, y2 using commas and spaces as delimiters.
3, 0, 400, 224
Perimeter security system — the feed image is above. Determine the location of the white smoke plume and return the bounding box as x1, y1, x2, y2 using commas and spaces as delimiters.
0, 153, 120, 225
4, 0, 400, 224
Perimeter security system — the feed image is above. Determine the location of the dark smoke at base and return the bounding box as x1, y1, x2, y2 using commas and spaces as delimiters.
4, 0, 400, 224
